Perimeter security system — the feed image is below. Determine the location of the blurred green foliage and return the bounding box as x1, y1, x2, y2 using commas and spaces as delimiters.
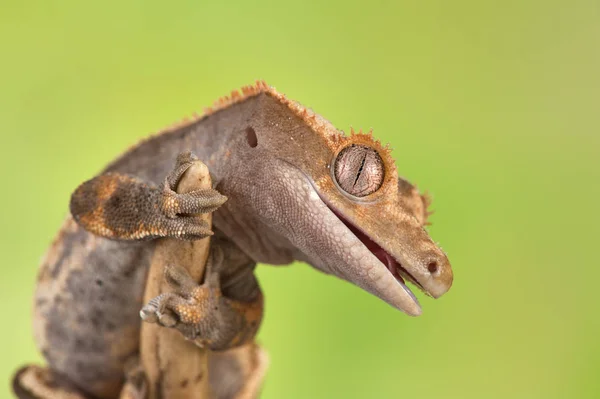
1, 1, 599, 398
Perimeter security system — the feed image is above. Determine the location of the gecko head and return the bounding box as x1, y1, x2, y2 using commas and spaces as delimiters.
239, 127, 452, 316
218, 93, 453, 315
330, 141, 454, 314
299, 133, 454, 316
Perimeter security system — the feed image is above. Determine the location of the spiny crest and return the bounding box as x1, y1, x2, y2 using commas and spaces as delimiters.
333, 127, 398, 180
159, 81, 270, 133
204, 80, 271, 115
420, 191, 434, 226
158, 80, 341, 142
153, 81, 398, 179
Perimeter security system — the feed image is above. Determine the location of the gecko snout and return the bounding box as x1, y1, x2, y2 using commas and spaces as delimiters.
420, 252, 453, 298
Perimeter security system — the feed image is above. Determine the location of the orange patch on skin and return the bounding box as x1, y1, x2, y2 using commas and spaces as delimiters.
228, 293, 264, 347
191, 286, 214, 302
235, 293, 264, 325
174, 303, 203, 324
78, 210, 112, 238
94, 175, 120, 201
73, 175, 126, 238
420, 192, 433, 225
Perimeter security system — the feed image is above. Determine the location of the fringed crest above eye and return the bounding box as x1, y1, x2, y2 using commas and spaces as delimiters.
397, 178, 434, 226
204, 80, 272, 115
330, 127, 398, 191
144, 81, 398, 195
420, 191, 434, 226
157, 80, 343, 141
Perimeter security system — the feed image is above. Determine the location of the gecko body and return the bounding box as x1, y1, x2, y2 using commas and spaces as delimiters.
14, 82, 453, 399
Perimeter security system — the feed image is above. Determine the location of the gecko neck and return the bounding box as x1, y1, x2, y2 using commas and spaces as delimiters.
101, 94, 295, 265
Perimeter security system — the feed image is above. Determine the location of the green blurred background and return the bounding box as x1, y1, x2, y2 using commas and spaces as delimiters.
1, 1, 599, 398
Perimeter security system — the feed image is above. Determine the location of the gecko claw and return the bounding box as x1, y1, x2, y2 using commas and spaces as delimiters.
139, 308, 158, 323
159, 152, 227, 228
139, 249, 262, 350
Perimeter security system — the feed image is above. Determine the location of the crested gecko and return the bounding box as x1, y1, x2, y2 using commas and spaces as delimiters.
13, 81, 453, 399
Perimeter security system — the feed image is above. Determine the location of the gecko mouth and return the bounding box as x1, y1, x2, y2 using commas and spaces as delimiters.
327, 206, 422, 302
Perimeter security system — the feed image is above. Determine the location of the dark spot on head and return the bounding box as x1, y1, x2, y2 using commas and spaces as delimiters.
180, 379, 189, 388
428, 261, 438, 274
334, 144, 385, 197
245, 127, 258, 148
194, 372, 203, 383
95, 279, 103, 286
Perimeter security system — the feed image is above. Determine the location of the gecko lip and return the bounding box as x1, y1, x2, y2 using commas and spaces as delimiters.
326, 206, 421, 306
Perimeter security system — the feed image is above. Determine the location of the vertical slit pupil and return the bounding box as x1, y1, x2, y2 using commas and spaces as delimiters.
353, 154, 367, 188
246, 127, 258, 148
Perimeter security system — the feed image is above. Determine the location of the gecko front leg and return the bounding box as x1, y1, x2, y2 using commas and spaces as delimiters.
70, 151, 227, 241
140, 247, 263, 351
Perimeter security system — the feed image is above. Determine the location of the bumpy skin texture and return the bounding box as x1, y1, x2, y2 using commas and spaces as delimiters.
18, 82, 453, 398
70, 152, 226, 241
140, 246, 263, 351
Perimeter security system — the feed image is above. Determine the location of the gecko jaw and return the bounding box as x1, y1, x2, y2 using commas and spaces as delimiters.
326, 206, 421, 308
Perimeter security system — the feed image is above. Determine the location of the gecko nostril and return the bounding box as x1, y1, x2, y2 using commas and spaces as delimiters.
427, 261, 439, 274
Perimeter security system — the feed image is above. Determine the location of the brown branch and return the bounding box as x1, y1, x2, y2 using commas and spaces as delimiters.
140, 161, 213, 399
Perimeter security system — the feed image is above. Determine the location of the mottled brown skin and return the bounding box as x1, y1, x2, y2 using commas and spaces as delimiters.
15, 82, 453, 398
140, 246, 263, 351
71, 152, 226, 241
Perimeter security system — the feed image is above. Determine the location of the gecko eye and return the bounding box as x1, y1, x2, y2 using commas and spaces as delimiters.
334, 144, 385, 197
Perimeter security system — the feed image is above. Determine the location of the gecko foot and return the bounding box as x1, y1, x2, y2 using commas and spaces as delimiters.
70, 151, 227, 241
119, 356, 148, 399
160, 151, 226, 219
140, 247, 263, 351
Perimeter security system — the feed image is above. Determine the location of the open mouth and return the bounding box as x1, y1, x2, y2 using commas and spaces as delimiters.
326, 206, 425, 300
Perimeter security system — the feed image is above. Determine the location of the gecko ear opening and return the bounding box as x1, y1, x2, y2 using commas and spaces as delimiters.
245, 127, 258, 148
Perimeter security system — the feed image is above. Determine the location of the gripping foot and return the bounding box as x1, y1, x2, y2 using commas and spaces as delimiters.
140, 247, 263, 351
70, 151, 227, 240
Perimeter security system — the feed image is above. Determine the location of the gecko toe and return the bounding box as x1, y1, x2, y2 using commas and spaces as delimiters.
139, 306, 159, 323
157, 311, 178, 328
